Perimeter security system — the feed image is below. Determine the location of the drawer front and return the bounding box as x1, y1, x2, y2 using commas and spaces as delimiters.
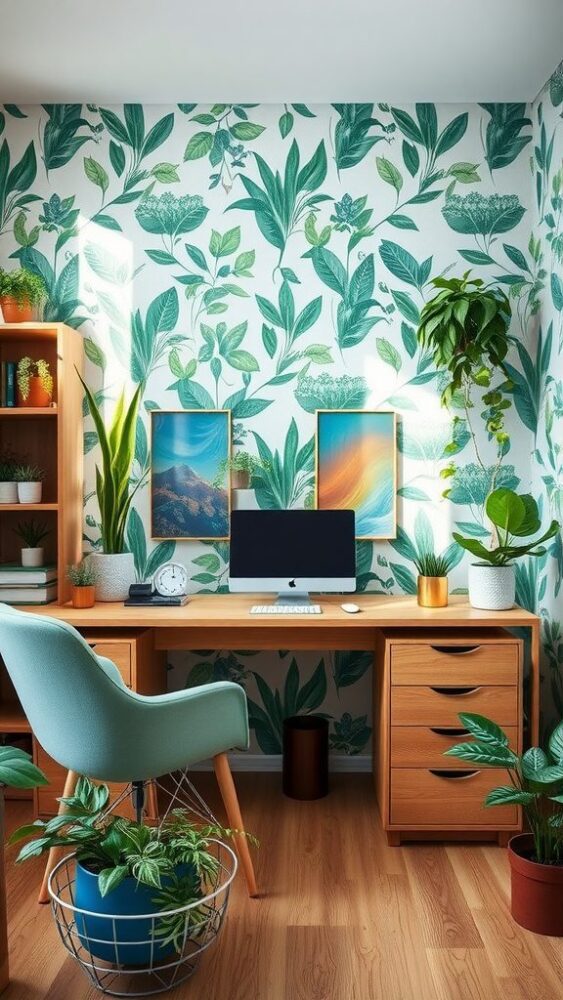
391, 642, 519, 686
391, 685, 518, 727
89, 641, 131, 686
390, 768, 518, 827
390, 725, 519, 768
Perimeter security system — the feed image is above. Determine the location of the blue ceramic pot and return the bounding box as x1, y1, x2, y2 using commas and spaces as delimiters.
74, 861, 192, 966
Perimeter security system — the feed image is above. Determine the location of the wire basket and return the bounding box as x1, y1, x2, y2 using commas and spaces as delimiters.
48, 840, 237, 997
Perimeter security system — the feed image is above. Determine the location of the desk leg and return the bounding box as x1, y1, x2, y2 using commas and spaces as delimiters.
530, 622, 541, 746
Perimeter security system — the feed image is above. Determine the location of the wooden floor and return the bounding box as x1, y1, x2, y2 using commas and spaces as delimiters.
3, 774, 563, 1000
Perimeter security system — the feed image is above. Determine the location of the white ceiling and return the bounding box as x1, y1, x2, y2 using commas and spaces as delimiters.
1, 0, 562, 104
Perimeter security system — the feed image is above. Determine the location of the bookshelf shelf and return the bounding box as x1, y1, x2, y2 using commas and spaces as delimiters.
0, 407, 57, 418
0, 503, 59, 512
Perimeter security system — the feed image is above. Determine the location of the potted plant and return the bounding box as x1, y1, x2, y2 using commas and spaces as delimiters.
67, 559, 97, 608
79, 375, 142, 601
0, 745, 47, 991
446, 712, 563, 936
0, 268, 46, 323
414, 552, 454, 608
11, 777, 249, 965
0, 451, 18, 504
14, 518, 50, 567
215, 452, 269, 511
14, 463, 45, 504
453, 488, 559, 610
16, 357, 54, 408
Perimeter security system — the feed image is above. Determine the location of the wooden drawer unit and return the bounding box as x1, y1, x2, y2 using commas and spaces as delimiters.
32, 628, 166, 819
390, 725, 519, 769
391, 685, 518, 727
390, 768, 518, 827
373, 628, 523, 845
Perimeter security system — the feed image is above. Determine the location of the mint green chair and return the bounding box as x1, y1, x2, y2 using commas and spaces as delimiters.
0, 603, 257, 898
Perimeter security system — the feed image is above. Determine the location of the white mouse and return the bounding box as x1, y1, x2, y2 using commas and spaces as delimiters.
341, 602, 361, 614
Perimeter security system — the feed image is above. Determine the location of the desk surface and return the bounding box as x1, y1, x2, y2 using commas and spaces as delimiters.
22, 593, 539, 629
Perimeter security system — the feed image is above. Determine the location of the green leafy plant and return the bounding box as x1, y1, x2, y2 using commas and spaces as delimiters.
16, 357, 53, 400
14, 463, 45, 483
0, 451, 18, 482
0, 267, 46, 305
446, 713, 563, 865
67, 558, 97, 587
213, 451, 270, 489
79, 374, 142, 553
251, 418, 314, 510
13, 518, 50, 548
413, 552, 454, 577
453, 488, 559, 566
11, 777, 255, 951
0, 745, 47, 789
390, 510, 463, 594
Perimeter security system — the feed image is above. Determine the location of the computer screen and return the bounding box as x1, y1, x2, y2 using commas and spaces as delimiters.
229, 509, 356, 593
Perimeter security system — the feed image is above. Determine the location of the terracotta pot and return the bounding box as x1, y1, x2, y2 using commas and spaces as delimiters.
71, 585, 96, 609
417, 575, 448, 608
231, 469, 250, 489
508, 833, 563, 935
0, 296, 33, 323
17, 375, 52, 408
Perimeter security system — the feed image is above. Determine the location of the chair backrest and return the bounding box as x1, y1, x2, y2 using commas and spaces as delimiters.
0, 603, 137, 778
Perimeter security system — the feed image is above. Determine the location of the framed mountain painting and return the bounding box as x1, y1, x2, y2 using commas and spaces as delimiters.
315, 409, 397, 540
151, 410, 231, 540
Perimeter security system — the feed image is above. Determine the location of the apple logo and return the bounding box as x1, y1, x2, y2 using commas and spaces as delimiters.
288, 579, 296, 588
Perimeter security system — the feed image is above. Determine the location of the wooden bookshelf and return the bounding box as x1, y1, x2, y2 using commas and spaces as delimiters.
0, 322, 84, 605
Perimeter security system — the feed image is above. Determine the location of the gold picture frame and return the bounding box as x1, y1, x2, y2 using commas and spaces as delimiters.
150, 409, 231, 541
315, 409, 397, 541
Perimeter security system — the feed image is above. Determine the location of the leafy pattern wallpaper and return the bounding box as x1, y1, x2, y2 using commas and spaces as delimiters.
0, 89, 560, 755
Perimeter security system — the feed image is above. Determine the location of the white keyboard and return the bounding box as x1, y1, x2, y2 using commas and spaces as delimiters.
251, 604, 322, 615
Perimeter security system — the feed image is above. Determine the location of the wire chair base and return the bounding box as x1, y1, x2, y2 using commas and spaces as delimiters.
48, 771, 238, 997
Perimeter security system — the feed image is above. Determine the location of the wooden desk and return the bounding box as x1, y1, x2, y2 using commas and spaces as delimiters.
19, 594, 540, 845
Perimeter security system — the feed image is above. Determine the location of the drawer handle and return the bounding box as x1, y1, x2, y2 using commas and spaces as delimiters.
430, 727, 471, 737
429, 769, 480, 780
429, 686, 481, 696
430, 645, 481, 655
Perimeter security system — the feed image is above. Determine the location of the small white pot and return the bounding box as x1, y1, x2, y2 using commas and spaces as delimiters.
468, 563, 515, 611
21, 547, 44, 568
17, 482, 42, 504
0, 482, 18, 503
89, 552, 135, 602
231, 488, 259, 511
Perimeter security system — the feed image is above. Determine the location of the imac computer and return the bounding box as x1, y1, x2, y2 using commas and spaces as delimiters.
229, 509, 356, 610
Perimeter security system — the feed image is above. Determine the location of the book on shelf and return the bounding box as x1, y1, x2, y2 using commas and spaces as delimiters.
1, 361, 16, 407
0, 582, 58, 604
0, 565, 57, 585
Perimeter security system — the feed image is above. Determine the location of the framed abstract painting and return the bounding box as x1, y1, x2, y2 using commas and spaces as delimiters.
315, 409, 397, 540
151, 410, 231, 540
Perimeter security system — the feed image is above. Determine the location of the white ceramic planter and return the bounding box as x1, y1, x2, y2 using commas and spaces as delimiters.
468, 563, 515, 610
231, 488, 259, 511
17, 482, 42, 503
0, 482, 18, 503
21, 547, 44, 568
89, 552, 135, 602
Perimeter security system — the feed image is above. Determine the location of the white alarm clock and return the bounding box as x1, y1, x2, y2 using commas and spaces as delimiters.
153, 562, 189, 597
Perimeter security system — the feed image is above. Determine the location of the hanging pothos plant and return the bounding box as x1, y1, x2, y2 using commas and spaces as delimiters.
417, 271, 513, 497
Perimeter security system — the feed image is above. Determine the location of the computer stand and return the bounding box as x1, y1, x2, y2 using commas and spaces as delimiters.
275, 592, 313, 607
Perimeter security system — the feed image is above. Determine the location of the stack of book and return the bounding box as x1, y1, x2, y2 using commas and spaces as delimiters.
0, 361, 17, 406
0, 565, 57, 604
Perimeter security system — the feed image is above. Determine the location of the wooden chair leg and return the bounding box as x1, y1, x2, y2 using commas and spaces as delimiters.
213, 753, 258, 898
38, 769, 78, 904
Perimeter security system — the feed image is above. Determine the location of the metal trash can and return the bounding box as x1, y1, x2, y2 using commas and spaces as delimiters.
282, 715, 329, 800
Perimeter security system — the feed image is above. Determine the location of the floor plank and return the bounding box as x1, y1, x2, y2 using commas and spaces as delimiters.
2, 775, 563, 1000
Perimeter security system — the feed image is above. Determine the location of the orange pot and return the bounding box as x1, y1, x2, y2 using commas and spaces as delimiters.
0, 296, 33, 323
17, 376, 52, 408
71, 585, 96, 609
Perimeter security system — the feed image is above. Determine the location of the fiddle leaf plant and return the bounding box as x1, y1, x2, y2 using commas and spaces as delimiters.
446, 714, 563, 865
453, 488, 559, 566
78, 373, 142, 553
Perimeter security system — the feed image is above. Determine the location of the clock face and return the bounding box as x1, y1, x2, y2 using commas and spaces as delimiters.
153, 562, 189, 597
